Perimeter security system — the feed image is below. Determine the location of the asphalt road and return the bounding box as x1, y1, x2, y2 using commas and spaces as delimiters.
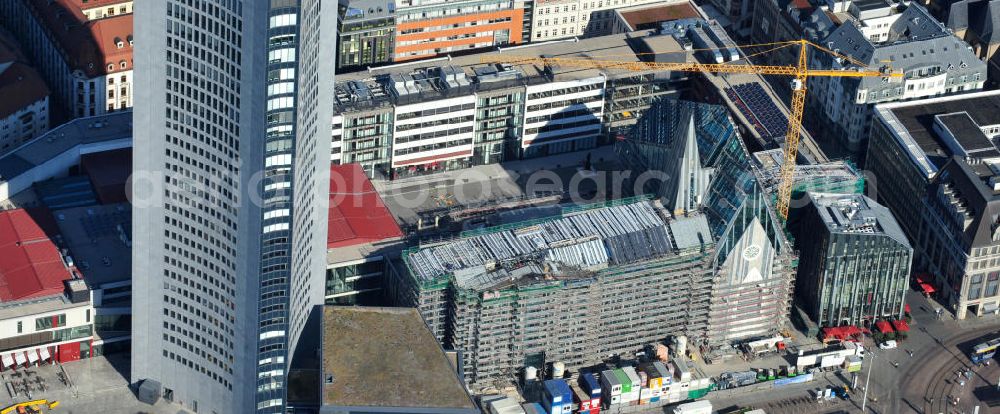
702, 290, 1000, 414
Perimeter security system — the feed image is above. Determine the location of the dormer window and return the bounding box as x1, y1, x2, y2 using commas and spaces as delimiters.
115, 37, 124, 49
127, 35, 134, 46
120, 60, 127, 69
107, 63, 114, 71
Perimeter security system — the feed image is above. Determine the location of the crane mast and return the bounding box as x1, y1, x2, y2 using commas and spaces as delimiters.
482, 39, 902, 218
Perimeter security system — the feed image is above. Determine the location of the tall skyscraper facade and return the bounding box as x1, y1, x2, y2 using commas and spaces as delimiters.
132, 1, 334, 413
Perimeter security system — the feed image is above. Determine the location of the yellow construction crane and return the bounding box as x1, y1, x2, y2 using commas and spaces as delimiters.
482, 39, 903, 218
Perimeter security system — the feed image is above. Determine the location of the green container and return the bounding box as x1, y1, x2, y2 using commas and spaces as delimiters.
613, 369, 631, 393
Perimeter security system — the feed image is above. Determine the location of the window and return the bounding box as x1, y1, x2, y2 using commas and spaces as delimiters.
35, 314, 66, 331
16, 321, 21, 334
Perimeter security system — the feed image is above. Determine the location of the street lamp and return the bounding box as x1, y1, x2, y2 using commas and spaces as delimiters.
862, 348, 876, 413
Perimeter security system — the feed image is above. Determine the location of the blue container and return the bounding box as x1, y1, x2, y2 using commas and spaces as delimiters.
542, 379, 573, 414
580, 373, 602, 399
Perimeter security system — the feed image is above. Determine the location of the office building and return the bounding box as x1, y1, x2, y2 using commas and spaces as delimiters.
332, 30, 690, 179
0, 0, 133, 119
867, 90, 1000, 319
132, 1, 335, 413
792, 193, 912, 327
0, 208, 94, 367
394, 0, 525, 62
336, 0, 396, 70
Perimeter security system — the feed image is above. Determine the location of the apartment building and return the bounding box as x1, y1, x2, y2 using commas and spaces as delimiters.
332, 30, 689, 179
0, 0, 133, 119
792, 193, 912, 328
867, 90, 1000, 319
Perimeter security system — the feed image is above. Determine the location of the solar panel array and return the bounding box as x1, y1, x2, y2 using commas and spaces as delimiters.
407, 201, 674, 286
725, 83, 789, 139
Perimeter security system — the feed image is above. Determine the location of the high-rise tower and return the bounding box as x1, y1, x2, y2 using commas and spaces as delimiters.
132, 1, 334, 413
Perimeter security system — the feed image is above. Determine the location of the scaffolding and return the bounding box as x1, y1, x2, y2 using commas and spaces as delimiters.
394, 199, 717, 391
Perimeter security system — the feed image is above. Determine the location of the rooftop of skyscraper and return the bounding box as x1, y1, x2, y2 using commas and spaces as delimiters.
320, 306, 479, 412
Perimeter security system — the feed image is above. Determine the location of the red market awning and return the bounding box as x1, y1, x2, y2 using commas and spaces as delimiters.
915, 274, 937, 294
892, 320, 910, 332
821, 325, 865, 341
875, 320, 893, 334
904, 304, 911, 314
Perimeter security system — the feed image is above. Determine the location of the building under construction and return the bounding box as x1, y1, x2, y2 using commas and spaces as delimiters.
388, 99, 797, 389
617, 98, 797, 360
753, 149, 864, 200
389, 197, 716, 390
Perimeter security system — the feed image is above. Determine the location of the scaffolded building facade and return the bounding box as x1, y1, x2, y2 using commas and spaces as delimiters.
618, 99, 798, 360
389, 198, 716, 389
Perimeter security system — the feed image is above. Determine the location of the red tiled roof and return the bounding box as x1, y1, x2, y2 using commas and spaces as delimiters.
0, 63, 50, 119
25, 0, 133, 77
0, 209, 71, 301
328, 164, 403, 249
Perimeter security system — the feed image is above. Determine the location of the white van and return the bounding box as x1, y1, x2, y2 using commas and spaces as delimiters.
878, 340, 897, 350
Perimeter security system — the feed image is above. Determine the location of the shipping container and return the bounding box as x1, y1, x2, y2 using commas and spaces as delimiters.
580, 372, 602, 399
571, 382, 593, 412
600, 369, 622, 396
488, 397, 528, 414
623, 367, 642, 389
542, 379, 573, 414
622, 366, 642, 403
639, 388, 654, 404
672, 359, 692, 382
613, 369, 632, 393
